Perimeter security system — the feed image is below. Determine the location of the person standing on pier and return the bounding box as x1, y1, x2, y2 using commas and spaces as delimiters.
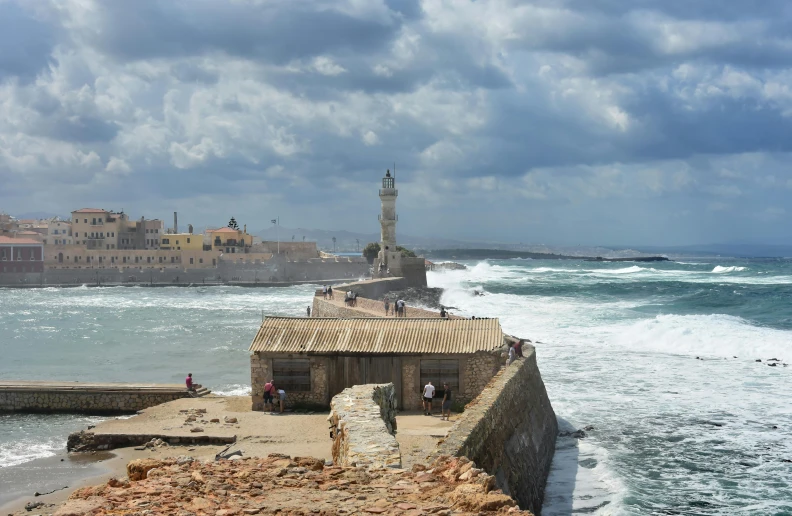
384, 297, 390, 316
441, 383, 452, 420
423, 381, 435, 416
322, 285, 328, 299
306, 306, 311, 317
186, 373, 194, 392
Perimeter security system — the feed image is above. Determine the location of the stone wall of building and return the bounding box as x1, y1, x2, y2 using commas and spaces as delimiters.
0, 385, 191, 414
433, 347, 557, 514
462, 351, 503, 402
328, 383, 401, 469
250, 354, 329, 410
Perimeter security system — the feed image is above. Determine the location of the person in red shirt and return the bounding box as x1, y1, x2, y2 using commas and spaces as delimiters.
263, 380, 275, 411
514, 340, 524, 358
186, 373, 194, 391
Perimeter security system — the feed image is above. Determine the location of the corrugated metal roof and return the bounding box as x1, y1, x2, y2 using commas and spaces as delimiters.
249, 317, 503, 355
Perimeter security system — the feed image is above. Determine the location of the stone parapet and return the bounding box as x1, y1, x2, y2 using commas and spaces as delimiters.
433, 348, 557, 514
328, 383, 401, 469
0, 381, 195, 414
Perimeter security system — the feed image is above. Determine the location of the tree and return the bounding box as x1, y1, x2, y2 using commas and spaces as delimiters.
362, 242, 380, 264
332, 236, 337, 252
363, 242, 416, 264
228, 217, 239, 230
397, 246, 416, 257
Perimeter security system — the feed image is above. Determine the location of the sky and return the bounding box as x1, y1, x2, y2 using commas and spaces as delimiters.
1, 0, 792, 246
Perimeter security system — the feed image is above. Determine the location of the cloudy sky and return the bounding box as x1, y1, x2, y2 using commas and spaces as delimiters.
1, 0, 791, 246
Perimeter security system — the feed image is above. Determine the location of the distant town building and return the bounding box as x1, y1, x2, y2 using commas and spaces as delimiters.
160, 232, 203, 251
207, 226, 253, 254
0, 236, 44, 273
71, 209, 163, 250
45, 220, 73, 246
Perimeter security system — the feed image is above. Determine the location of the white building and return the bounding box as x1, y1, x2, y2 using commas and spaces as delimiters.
45, 220, 73, 246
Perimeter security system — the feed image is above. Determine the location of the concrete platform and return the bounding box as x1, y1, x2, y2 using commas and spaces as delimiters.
70, 396, 333, 458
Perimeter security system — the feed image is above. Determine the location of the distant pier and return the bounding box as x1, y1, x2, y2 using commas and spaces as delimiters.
0, 381, 210, 414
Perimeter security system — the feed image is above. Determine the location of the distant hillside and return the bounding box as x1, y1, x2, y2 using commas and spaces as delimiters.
424, 249, 580, 260
632, 244, 792, 258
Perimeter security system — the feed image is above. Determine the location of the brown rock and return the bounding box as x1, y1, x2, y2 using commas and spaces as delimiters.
53, 498, 104, 516
396, 503, 417, 510
127, 458, 166, 481
363, 508, 387, 513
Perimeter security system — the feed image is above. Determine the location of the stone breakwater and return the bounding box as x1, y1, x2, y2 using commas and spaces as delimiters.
329, 383, 400, 469
434, 350, 557, 515
0, 381, 199, 414
53, 453, 533, 515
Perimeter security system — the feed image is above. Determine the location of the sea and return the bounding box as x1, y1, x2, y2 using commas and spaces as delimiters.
1, 259, 791, 515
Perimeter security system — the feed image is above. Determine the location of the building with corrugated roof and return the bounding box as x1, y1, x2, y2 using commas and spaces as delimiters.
249, 317, 506, 411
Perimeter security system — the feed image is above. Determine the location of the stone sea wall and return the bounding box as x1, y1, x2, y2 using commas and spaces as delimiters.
319, 277, 408, 300
0, 384, 191, 414
328, 383, 401, 469
434, 348, 558, 515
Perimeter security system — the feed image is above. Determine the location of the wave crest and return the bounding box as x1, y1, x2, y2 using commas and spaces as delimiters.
712, 266, 747, 273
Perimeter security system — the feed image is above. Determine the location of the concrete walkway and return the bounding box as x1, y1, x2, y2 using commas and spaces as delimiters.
395, 411, 456, 469
320, 294, 445, 318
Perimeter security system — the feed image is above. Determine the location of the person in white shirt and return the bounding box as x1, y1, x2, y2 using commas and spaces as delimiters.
423, 381, 435, 416
277, 389, 286, 413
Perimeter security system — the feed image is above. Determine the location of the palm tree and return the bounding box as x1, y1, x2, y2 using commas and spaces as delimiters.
332, 236, 337, 253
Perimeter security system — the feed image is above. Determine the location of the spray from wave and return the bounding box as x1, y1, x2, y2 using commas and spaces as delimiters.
712, 265, 747, 273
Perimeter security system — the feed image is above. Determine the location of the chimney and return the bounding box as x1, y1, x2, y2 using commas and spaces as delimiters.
174, 212, 178, 234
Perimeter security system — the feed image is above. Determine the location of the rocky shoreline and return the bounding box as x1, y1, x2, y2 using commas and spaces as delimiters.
51, 453, 531, 515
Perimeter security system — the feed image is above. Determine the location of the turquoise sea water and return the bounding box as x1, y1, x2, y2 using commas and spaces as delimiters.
1, 259, 791, 514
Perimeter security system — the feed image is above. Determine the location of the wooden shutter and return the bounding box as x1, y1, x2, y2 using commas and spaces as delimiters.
273, 359, 311, 392
419, 359, 459, 399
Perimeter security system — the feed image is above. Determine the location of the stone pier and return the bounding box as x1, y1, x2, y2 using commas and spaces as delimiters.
0, 381, 208, 414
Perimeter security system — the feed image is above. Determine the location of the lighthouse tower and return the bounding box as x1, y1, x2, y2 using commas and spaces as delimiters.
377, 169, 399, 275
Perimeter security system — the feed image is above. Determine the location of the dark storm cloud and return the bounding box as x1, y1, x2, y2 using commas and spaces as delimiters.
0, 3, 56, 80
80, 1, 399, 65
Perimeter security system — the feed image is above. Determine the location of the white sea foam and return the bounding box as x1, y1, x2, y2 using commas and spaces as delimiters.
712, 265, 748, 273
213, 384, 252, 396
0, 438, 60, 468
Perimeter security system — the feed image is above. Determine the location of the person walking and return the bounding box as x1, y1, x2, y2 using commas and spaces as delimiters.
384, 297, 390, 316
322, 285, 327, 299
439, 306, 447, 318
306, 306, 311, 317
441, 382, 452, 420
328, 285, 334, 299
423, 381, 435, 415
507, 343, 517, 365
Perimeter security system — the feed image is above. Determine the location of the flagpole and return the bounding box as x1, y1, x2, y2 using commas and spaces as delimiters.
277, 217, 280, 255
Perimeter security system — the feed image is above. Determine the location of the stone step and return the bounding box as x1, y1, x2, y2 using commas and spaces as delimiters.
194, 388, 211, 397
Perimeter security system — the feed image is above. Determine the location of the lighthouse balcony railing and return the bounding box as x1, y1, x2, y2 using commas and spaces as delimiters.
378, 214, 398, 221
379, 189, 398, 196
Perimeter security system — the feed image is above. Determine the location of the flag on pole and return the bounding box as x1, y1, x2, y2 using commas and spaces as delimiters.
271, 219, 277, 224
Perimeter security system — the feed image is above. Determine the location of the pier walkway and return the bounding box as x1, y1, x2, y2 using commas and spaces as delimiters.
0, 381, 210, 414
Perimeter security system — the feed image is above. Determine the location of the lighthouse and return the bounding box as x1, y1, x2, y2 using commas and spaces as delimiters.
377, 169, 399, 274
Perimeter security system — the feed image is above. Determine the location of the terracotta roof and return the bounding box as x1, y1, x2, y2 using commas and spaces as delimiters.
210, 227, 240, 233
249, 317, 503, 355
72, 208, 108, 213
0, 236, 42, 245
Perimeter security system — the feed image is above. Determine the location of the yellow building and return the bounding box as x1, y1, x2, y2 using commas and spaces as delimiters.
207, 227, 253, 254
160, 233, 203, 251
